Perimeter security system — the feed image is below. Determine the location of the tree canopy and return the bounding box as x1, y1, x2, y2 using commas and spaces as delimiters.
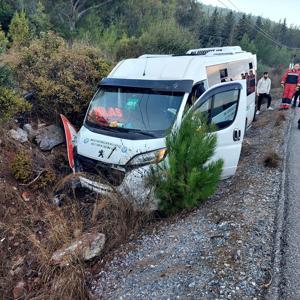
0, 0, 299, 71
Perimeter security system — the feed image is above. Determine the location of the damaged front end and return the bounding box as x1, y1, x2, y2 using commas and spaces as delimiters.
60, 115, 165, 207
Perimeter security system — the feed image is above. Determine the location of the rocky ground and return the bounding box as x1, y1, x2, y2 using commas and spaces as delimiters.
91, 97, 290, 299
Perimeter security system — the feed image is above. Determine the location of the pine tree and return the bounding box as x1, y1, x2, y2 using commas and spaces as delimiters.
221, 11, 235, 45
0, 25, 8, 54
203, 8, 221, 47
251, 16, 262, 40
31, 1, 51, 36
233, 14, 247, 43
174, 0, 204, 33
279, 18, 288, 45
0, 1, 14, 32
150, 112, 223, 215
245, 14, 253, 37
240, 33, 256, 53
8, 10, 30, 48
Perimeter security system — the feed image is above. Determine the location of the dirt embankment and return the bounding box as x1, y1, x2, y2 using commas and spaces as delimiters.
0, 115, 152, 299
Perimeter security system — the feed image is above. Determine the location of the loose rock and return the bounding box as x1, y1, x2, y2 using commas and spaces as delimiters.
23, 124, 37, 140
35, 124, 64, 151
51, 232, 106, 266
9, 128, 28, 143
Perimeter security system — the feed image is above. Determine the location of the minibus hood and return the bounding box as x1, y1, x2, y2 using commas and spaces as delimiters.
77, 126, 165, 166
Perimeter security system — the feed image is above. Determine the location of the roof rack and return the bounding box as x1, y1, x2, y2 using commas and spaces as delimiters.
138, 54, 173, 58
186, 46, 244, 56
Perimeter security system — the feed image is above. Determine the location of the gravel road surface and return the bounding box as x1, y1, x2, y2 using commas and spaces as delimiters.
279, 108, 300, 299
91, 99, 290, 299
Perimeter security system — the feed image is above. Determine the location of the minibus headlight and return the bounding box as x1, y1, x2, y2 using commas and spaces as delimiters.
127, 148, 167, 166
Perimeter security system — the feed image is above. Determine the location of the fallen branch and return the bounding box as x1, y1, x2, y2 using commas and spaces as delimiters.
20, 170, 47, 187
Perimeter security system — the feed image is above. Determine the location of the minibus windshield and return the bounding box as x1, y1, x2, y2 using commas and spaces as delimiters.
84, 86, 184, 138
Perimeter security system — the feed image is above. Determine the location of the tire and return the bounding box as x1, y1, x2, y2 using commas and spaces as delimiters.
253, 106, 257, 122
244, 118, 248, 137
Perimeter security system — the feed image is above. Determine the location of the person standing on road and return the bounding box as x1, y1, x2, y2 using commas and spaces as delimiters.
256, 72, 273, 115
280, 63, 300, 110
292, 87, 300, 107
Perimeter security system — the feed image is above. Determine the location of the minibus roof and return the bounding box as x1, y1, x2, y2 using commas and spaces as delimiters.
109, 50, 255, 84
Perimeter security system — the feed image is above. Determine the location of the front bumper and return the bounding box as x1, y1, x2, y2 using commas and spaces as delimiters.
78, 163, 158, 209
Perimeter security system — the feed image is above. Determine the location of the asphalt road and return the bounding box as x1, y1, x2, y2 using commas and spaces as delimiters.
281, 108, 300, 299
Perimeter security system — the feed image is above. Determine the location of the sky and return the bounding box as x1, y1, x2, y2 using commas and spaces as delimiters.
199, 0, 300, 27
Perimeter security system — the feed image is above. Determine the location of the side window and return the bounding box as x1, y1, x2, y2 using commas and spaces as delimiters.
220, 68, 228, 82
211, 89, 239, 129
247, 69, 256, 95
197, 97, 212, 120
194, 89, 239, 130
184, 81, 206, 112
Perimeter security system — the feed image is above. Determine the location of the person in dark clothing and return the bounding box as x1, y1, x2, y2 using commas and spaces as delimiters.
292, 88, 300, 107
256, 72, 273, 114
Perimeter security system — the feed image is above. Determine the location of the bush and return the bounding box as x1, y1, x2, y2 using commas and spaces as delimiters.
8, 10, 30, 48
139, 19, 198, 55
0, 63, 15, 88
0, 86, 31, 122
0, 63, 30, 123
12, 32, 112, 125
150, 112, 223, 215
116, 35, 144, 60
264, 151, 281, 168
11, 152, 33, 183
0, 25, 8, 54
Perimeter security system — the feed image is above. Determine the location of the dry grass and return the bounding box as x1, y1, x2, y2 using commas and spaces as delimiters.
241, 139, 256, 158
94, 193, 152, 255
263, 151, 281, 168
0, 125, 153, 299
0, 170, 152, 299
29, 258, 88, 300
274, 112, 286, 127
252, 115, 270, 129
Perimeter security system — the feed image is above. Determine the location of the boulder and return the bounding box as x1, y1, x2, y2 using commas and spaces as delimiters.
35, 124, 65, 151
9, 128, 28, 143
51, 232, 106, 266
23, 124, 37, 140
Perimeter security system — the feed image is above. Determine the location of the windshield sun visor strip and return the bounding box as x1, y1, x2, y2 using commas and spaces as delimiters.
99, 78, 193, 93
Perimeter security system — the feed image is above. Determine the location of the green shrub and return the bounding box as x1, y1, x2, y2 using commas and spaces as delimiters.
0, 86, 31, 122
8, 10, 30, 48
116, 35, 144, 60
150, 112, 223, 215
12, 32, 112, 125
139, 19, 198, 55
30, 1, 51, 37
36, 169, 57, 190
11, 152, 33, 183
0, 63, 15, 88
0, 25, 8, 54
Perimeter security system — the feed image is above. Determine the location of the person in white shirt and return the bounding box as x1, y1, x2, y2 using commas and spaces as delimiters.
256, 72, 273, 115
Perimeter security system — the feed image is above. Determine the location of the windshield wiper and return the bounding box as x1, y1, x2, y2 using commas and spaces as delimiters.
118, 128, 156, 137
86, 121, 156, 137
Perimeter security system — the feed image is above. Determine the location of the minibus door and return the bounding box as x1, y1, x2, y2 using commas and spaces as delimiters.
191, 80, 247, 178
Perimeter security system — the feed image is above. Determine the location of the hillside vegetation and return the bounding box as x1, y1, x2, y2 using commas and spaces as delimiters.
0, 0, 299, 66
0, 1, 299, 299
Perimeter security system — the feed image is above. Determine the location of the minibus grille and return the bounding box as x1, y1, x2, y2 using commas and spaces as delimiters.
76, 154, 125, 187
